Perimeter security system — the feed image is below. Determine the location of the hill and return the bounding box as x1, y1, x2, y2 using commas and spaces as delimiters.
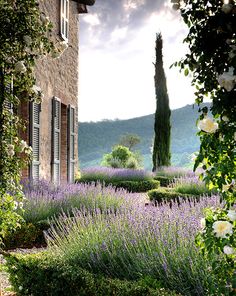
78, 104, 209, 170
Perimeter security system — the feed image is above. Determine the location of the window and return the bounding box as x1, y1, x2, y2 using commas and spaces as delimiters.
67, 105, 76, 183
52, 97, 61, 184
29, 102, 41, 180
60, 0, 69, 41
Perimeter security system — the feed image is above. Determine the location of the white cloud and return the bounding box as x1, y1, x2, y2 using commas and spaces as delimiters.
82, 13, 100, 26
78, 2, 195, 122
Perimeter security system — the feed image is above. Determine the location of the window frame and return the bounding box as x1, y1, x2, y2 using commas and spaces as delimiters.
60, 0, 69, 42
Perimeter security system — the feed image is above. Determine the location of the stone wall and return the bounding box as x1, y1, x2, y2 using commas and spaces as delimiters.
31, 0, 79, 181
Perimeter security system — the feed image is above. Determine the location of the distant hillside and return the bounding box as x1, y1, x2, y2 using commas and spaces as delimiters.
78, 104, 210, 170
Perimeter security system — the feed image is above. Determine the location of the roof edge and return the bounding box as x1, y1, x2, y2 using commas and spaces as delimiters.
78, 0, 95, 6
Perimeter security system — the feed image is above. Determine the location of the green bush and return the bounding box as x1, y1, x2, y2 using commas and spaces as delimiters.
153, 176, 173, 187
5, 252, 182, 296
112, 180, 159, 193
3, 221, 48, 249
101, 145, 142, 169
148, 188, 194, 206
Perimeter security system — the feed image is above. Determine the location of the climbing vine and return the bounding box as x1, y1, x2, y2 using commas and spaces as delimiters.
0, 0, 67, 244
172, 0, 236, 294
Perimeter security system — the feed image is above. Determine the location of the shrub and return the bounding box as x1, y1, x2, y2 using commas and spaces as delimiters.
5, 252, 182, 296
44, 197, 221, 296
22, 180, 135, 224
155, 166, 196, 179
148, 188, 194, 206
101, 145, 142, 169
153, 176, 173, 187
3, 221, 48, 249
169, 176, 216, 196
112, 180, 159, 193
78, 167, 153, 183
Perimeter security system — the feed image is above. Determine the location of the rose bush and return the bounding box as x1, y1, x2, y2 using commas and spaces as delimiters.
0, 0, 57, 244
174, 0, 236, 294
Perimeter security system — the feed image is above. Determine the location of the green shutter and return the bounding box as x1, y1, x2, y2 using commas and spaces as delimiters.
52, 98, 61, 184
30, 102, 41, 180
67, 105, 76, 183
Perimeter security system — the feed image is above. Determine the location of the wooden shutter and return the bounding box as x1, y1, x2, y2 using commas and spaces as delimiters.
60, 0, 69, 41
67, 105, 76, 183
52, 98, 61, 184
29, 102, 41, 180
3, 76, 13, 112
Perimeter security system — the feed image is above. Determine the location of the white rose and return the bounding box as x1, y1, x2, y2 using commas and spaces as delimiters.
212, 220, 233, 238
223, 245, 235, 255
222, 4, 233, 14
15, 61, 27, 73
25, 146, 33, 155
222, 115, 229, 122
227, 210, 236, 222
217, 68, 236, 92
200, 218, 206, 229
198, 117, 219, 133
32, 85, 41, 94
7, 144, 15, 157
23, 35, 32, 46
19, 140, 28, 152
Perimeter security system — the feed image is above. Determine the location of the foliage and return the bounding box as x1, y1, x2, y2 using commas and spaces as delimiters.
175, 0, 236, 293
44, 197, 221, 296
4, 252, 182, 296
3, 221, 47, 249
78, 167, 153, 183
118, 133, 141, 151
111, 180, 159, 193
152, 33, 171, 171
101, 145, 143, 169
148, 188, 192, 206
78, 104, 204, 170
169, 176, 216, 196
22, 180, 135, 224
0, 0, 55, 243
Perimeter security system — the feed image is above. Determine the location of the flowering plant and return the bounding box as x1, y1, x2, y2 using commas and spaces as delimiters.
174, 0, 236, 293
0, 0, 55, 243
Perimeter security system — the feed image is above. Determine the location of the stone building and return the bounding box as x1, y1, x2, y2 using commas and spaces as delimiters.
21, 0, 95, 184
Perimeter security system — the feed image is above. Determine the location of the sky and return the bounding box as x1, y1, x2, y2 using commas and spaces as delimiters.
78, 0, 195, 122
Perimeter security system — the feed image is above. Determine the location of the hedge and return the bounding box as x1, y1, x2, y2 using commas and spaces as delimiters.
148, 188, 195, 206
77, 180, 160, 193
153, 176, 174, 187
3, 221, 49, 250
4, 252, 182, 296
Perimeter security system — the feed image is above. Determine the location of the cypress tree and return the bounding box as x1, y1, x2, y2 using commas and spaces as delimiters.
152, 33, 171, 171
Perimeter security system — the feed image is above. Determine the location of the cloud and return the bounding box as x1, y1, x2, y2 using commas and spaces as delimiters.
78, 0, 195, 121
80, 0, 167, 47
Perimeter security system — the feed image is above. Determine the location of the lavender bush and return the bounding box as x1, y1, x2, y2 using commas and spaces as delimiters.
46, 196, 221, 296
21, 180, 142, 224
169, 176, 216, 196
155, 166, 196, 179
78, 167, 153, 183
